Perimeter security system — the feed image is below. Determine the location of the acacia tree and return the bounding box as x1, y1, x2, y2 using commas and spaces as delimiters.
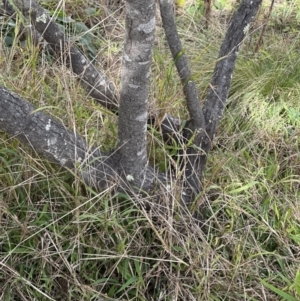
0, 0, 262, 213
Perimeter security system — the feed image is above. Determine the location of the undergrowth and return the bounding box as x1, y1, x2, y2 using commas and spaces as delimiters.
0, 1, 300, 300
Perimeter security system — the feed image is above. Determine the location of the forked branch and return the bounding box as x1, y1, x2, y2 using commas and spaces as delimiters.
0, 0, 262, 209
160, 0, 262, 207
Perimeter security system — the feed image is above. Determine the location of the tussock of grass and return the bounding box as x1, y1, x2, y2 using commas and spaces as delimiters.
1, 1, 300, 300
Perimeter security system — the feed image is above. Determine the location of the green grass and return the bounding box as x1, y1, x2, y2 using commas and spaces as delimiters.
1, 1, 300, 300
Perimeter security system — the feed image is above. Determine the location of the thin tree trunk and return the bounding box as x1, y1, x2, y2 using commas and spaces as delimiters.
204, 0, 212, 29
188, 0, 263, 211
159, 0, 205, 131
160, 0, 208, 206
254, 0, 275, 52
203, 0, 262, 142
117, 0, 156, 189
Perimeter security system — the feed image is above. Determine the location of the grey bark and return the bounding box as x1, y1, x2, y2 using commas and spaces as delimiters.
159, 0, 262, 207
159, 0, 205, 130
0, 86, 118, 189
3, 0, 118, 110
194, 0, 262, 206
0, 85, 166, 196
202, 0, 262, 147
0, 0, 262, 210
117, 0, 156, 188
159, 0, 206, 206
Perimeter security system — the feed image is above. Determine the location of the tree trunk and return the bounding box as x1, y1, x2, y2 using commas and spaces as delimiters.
194, 0, 263, 211
203, 0, 262, 141
117, 0, 156, 190
159, 0, 205, 131
159, 0, 206, 206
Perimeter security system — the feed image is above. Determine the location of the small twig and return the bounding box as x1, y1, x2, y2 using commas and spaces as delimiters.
255, 0, 275, 52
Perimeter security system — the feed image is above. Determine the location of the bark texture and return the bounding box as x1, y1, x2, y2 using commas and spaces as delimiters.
3, 0, 118, 110
196, 0, 262, 205
117, 0, 156, 188
0, 86, 166, 196
159, 0, 207, 206
0, 86, 118, 188
0, 0, 262, 208
159, 0, 205, 130
202, 0, 262, 146
160, 0, 262, 206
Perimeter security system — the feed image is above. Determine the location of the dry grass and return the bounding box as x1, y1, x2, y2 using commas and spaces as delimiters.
0, 1, 300, 300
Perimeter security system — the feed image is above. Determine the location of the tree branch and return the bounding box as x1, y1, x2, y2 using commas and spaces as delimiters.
159, 0, 262, 207
184, 0, 263, 208
203, 0, 262, 143
159, 0, 207, 205
0, 85, 168, 198
3, 0, 118, 110
159, 0, 205, 130
0, 86, 119, 188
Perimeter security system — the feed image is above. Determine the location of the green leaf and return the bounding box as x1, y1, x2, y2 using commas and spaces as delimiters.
293, 271, 300, 297
260, 279, 298, 301
116, 276, 138, 294
4, 36, 14, 47
228, 181, 258, 194
85, 7, 97, 16
30, 105, 60, 114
